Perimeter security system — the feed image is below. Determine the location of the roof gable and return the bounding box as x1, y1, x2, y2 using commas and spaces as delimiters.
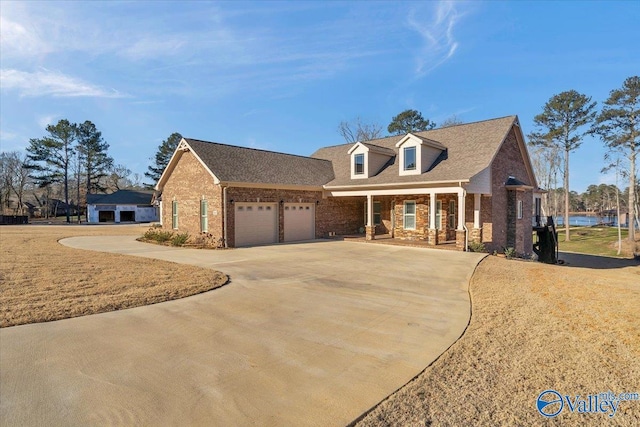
157, 138, 335, 190
395, 133, 446, 150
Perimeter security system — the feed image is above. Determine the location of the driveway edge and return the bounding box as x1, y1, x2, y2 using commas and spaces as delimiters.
347, 253, 489, 426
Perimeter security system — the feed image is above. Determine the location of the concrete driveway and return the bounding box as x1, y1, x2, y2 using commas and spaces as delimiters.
1, 237, 485, 426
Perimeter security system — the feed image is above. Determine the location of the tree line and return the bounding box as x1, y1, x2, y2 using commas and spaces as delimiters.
528, 76, 638, 244
337, 109, 463, 143
0, 121, 146, 221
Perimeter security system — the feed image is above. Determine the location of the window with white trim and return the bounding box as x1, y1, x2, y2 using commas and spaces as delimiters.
200, 199, 208, 232
435, 200, 442, 230
404, 147, 416, 171
448, 200, 455, 229
404, 201, 416, 230
172, 200, 178, 229
373, 201, 381, 226
517, 200, 523, 219
354, 153, 365, 175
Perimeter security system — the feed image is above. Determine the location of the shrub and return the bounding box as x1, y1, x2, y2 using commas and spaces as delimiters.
171, 232, 190, 247
191, 233, 224, 249
468, 241, 486, 253
142, 228, 174, 243
504, 247, 517, 259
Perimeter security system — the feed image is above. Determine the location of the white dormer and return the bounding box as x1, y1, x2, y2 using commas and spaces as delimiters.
348, 142, 394, 179
395, 133, 446, 176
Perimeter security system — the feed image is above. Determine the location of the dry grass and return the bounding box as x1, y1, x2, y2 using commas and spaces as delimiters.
0, 225, 228, 327
357, 256, 640, 426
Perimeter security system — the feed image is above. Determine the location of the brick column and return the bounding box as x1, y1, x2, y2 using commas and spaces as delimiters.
365, 225, 376, 240
470, 227, 483, 243
455, 230, 466, 250
427, 228, 438, 246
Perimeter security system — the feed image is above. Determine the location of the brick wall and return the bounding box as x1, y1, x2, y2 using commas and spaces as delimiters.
391, 194, 462, 241
226, 187, 323, 247
392, 195, 429, 240
488, 127, 534, 253
515, 189, 533, 256
161, 150, 223, 239
317, 196, 364, 236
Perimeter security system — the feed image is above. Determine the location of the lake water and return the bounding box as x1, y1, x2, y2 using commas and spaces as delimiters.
554, 215, 620, 227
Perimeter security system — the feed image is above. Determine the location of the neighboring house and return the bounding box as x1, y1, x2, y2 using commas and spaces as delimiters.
156, 115, 542, 254
87, 190, 158, 223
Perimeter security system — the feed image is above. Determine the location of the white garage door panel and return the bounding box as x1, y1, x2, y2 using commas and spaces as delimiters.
284, 203, 315, 242
235, 203, 278, 247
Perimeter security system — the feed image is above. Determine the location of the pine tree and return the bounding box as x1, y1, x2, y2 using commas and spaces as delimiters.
145, 132, 182, 187
528, 90, 597, 241
388, 109, 435, 135
76, 120, 113, 195
26, 119, 77, 223
592, 76, 639, 244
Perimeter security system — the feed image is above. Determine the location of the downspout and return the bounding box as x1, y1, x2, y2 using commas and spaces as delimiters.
223, 186, 228, 248
463, 223, 469, 252
462, 185, 468, 251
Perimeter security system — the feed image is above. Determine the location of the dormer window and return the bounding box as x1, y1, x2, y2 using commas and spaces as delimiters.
396, 133, 446, 176
404, 147, 416, 171
354, 153, 365, 175
348, 141, 394, 179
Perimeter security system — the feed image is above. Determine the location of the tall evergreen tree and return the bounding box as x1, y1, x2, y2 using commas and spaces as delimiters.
26, 119, 77, 223
145, 132, 182, 187
76, 120, 113, 195
528, 90, 597, 241
592, 76, 639, 244
388, 109, 436, 135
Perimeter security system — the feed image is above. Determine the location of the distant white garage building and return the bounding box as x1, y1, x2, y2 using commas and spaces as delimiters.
87, 190, 158, 223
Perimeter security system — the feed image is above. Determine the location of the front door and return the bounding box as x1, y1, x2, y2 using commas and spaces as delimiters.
446, 199, 456, 241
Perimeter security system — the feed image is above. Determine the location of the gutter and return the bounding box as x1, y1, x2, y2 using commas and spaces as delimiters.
324, 179, 470, 191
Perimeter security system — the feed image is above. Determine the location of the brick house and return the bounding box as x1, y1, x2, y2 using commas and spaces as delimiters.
156, 115, 541, 254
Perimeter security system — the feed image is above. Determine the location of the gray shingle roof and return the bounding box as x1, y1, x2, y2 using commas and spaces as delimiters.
312, 116, 517, 187
358, 142, 396, 156
178, 116, 518, 189
87, 190, 154, 205
185, 139, 335, 187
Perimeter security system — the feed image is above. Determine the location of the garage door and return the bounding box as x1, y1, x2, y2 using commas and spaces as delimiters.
235, 203, 278, 247
284, 203, 315, 242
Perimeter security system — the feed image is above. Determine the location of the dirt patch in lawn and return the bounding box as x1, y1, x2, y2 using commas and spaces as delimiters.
356, 256, 640, 426
0, 225, 228, 327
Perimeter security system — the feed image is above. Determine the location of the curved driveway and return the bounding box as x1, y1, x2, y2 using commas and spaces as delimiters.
1, 237, 484, 426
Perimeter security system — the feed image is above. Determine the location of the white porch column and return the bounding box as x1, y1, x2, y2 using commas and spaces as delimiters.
366, 194, 373, 227
429, 192, 436, 229
474, 193, 481, 228
457, 190, 465, 231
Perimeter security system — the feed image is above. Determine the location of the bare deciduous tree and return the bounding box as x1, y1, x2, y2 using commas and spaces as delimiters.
0, 151, 32, 215
439, 114, 464, 128
337, 117, 383, 143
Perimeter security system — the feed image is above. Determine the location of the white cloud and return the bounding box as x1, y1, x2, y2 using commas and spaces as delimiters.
0, 14, 52, 60
0, 69, 128, 98
407, 1, 464, 76
0, 129, 18, 141
37, 114, 59, 130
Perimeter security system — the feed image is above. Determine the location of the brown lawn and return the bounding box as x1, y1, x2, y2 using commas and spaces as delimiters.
0, 225, 227, 327
356, 255, 640, 426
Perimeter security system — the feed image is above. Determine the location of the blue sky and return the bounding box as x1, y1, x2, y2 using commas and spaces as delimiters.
1, 0, 638, 192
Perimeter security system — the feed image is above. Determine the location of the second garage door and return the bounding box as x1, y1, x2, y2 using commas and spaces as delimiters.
235, 203, 278, 247
284, 203, 315, 242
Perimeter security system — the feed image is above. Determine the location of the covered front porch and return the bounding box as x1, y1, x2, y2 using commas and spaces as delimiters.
325, 185, 486, 251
